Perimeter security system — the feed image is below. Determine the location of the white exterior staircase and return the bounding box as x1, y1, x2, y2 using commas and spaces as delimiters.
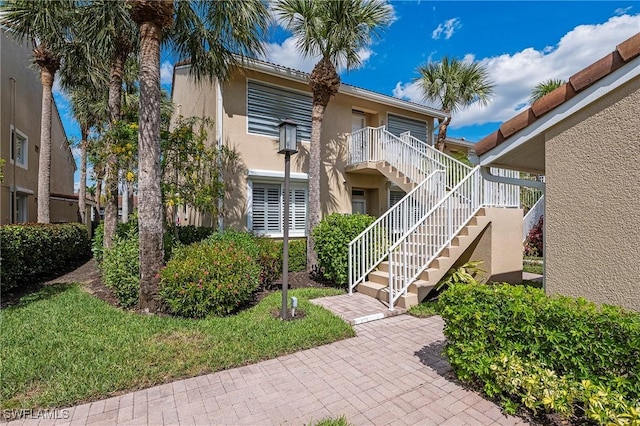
346, 126, 519, 309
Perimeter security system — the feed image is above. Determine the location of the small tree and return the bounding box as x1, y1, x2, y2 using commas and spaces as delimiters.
161, 117, 237, 228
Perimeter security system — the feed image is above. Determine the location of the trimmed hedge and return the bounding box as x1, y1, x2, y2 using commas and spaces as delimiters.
0, 223, 90, 291
311, 213, 376, 286
440, 283, 640, 423
159, 240, 261, 318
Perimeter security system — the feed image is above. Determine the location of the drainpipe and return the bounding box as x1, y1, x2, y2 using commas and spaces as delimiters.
10, 77, 17, 223
216, 79, 224, 231
479, 166, 545, 190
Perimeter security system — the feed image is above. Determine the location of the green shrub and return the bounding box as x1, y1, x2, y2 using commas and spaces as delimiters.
0, 223, 90, 291
439, 283, 640, 423
168, 225, 215, 246
287, 239, 307, 272
159, 240, 260, 318
205, 230, 281, 289
311, 213, 376, 286
255, 237, 283, 287
93, 219, 214, 264
102, 230, 140, 308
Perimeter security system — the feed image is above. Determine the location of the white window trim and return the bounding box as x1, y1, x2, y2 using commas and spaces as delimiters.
245, 78, 312, 144
247, 178, 308, 238
10, 125, 28, 169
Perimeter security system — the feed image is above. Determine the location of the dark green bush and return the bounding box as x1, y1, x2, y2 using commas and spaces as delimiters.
439, 283, 640, 422
0, 223, 90, 291
255, 237, 283, 287
205, 230, 281, 289
102, 229, 140, 308
93, 219, 214, 264
159, 240, 260, 318
286, 239, 306, 272
311, 213, 375, 286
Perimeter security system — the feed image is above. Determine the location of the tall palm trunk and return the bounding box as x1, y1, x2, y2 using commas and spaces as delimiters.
130, 0, 173, 312
306, 58, 340, 271
435, 115, 451, 152
104, 50, 128, 248
78, 125, 89, 224
35, 48, 59, 223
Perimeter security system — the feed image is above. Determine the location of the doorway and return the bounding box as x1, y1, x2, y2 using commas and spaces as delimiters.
351, 188, 366, 214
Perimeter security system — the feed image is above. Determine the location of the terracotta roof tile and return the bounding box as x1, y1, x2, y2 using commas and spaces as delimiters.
499, 108, 537, 139
475, 130, 504, 155
479, 32, 640, 158
617, 33, 640, 61
569, 51, 625, 91
531, 83, 577, 117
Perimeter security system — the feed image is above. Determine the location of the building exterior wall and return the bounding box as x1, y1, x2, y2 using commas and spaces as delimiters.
1, 31, 77, 224
172, 65, 441, 233
545, 76, 640, 311
458, 207, 523, 284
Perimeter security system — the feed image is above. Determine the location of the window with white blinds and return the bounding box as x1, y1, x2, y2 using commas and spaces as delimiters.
387, 113, 427, 143
247, 81, 312, 141
251, 182, 307, 236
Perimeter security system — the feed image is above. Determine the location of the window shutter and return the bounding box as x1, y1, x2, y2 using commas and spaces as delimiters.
390, 190, 405, 207
247, 81, 313, 141
387, 114, 427, 143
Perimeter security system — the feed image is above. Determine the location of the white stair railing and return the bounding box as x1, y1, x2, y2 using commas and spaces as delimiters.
399, 132, 472, 189
386, 167, 483, 307
348, 170, 446, 294
347, 126, 445, 185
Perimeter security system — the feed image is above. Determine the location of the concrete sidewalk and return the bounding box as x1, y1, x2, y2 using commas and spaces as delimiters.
6, 313, 526, 426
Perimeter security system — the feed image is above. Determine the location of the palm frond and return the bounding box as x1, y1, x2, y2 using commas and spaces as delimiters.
529, 78, 565, 104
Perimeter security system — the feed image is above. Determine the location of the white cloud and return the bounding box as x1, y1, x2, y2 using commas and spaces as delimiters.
160, 61, 173, 86
615, 6, 633, 16
393, 14, 640, 130
432, 17, 461, 40
262, 37, 374, 73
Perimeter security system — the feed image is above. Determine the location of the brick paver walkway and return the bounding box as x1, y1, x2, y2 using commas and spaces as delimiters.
310, 293, 405, 325
6, 314, 526, 426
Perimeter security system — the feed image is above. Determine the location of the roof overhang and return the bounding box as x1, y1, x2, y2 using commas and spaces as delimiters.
174, 58, 449, 121
479, 54, 640, 175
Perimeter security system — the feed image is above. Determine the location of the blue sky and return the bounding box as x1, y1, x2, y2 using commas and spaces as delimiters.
54, 1, 640, 190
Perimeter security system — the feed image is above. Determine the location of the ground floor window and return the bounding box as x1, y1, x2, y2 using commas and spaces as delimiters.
250, 181, 307, 237
390, 190, 406, 207
10, 192, 28, 223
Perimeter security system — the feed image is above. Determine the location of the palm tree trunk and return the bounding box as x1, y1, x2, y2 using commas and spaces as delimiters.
37, 67, 55, 223
95, 172, 103, 215
435, 116, 451, 152
104, 51, 127, 248
122, 177, 130, 223
131, 0, 173, 312
307, 101, 325, 270
78, 127, 89, 224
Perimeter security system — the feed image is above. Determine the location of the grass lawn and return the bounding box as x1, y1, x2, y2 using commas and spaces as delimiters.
0, 285, 353, 410
523, 262, 543, 275
407, 300, 440, 318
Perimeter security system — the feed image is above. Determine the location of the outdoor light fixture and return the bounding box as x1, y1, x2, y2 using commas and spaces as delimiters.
278, 120, 298, 320
278, 119, 298, 154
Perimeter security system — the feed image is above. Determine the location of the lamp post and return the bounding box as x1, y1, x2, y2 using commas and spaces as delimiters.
278, 120, 298, 320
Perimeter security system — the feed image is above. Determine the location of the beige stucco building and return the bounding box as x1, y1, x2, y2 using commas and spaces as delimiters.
0, 30, 78, 224
477, 33, 640, 311
171, 59, 450, 237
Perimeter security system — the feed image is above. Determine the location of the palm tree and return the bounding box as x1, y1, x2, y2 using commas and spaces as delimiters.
78, 0, 139, 248
530, 78, 565, 104
0, 0, 76, 223
127, 0, 268, 312
66, 87, 107, 224
415, 56, 494, 151
274, 0, 393, 270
